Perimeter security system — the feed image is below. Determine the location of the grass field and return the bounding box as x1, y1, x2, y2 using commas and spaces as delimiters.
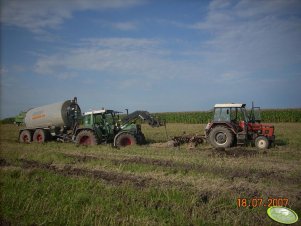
1, 123, 301, 225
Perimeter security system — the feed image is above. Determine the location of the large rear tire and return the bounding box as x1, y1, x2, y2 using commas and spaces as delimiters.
209, 126, 234, 148
255, 136, 269, 149
33, 129, 49, 143
115, 133, 136, 148
19, 130, 32, 143
76, 130, 98, 145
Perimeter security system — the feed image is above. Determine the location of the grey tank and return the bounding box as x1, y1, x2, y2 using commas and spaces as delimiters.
24, 100, 81, 129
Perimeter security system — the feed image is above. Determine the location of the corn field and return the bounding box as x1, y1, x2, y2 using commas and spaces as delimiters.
155, 109, 301, 124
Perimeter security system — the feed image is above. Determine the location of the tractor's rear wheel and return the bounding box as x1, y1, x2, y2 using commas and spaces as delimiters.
115, 133, 137, 148
33, 129, 49, 143
19, 130, 32, 143
255, 136, 269, 149
209, 126, 234, 148
76, 130, 98, 145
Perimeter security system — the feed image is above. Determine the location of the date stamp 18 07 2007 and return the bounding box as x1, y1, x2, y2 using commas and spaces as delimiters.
237, 198, 289, 208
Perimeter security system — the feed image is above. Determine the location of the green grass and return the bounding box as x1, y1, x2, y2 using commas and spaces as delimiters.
1, 124, 301, 225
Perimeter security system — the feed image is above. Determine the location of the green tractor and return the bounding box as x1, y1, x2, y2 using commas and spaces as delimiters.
74, 109, 163, 147
14, 111, 27, 126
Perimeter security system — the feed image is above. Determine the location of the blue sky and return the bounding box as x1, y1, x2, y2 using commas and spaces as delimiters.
1, 0, 301, 118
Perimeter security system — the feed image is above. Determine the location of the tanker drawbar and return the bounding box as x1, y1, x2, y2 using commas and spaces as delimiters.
19, 97, 81, 143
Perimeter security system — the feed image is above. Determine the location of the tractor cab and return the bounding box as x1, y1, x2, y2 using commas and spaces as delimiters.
210, 103, 249, 132
82, 109, 121, 141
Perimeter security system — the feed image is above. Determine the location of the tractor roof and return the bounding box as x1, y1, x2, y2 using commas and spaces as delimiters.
214, 103, 246, 108
83, 109, 122, 116
84, 109, 106, 115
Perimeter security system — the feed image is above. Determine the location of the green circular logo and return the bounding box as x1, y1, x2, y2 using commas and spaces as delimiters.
267, 206, 298, 224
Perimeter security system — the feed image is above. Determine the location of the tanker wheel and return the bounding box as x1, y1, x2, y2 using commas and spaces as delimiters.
209, 126, 234, 148
115, 133, 136, 148
33, 129, 49, 143
19, 130, 32, 143
76, 130, 98, 146
255, 136, 269, 149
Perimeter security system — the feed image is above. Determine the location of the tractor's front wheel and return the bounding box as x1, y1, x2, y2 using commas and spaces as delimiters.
115, 133, 137, 148
255, 136, 269, 149
76, 130, 98, 145
209, 126, 234, 148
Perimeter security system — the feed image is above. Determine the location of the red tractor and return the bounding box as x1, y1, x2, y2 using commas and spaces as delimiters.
205, 103, 275, 149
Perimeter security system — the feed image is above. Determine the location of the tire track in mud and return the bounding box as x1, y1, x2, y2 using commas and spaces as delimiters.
62, 152, 298, 185
1, 158, 300, 205
15, 158, 188, 189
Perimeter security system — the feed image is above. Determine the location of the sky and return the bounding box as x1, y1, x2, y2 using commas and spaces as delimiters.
1, 0, 301, 118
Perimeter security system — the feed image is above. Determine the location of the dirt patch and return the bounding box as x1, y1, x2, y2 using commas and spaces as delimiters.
111, 156, 175, 167
18, 159, 186, 188
0, 218, 12, 226
149, 141, 177, 148
59, 153, 297, 185
210, 147, 259, 158
0, 158, 10, 167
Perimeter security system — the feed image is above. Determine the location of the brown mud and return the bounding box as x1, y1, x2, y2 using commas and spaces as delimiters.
59, 152, 296, 185
210, 147, 259, 157
1, 158, 300, 208
17, 159, 187, 188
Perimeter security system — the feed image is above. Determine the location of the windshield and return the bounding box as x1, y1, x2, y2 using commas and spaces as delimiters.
214, 108, 230, 121
94, 112, 116, 125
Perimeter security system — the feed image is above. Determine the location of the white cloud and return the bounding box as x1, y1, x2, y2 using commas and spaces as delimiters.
112, 21, 137, 30
93, 19, 139, 31
192, 0, 301, 73
0, 0, 146, 33
33, 37, 203, 81
0, 66, 8, 76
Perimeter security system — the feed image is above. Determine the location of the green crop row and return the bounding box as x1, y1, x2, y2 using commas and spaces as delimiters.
155, 109, 301, 124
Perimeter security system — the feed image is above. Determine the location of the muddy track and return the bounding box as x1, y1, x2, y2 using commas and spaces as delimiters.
2, 158, 300, 204
62, 153, 296, 185
17, 159, 189, 189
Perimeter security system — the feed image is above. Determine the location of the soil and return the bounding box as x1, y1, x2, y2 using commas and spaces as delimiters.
57, 153, 295, 185
210, 147, 259, 158
17, 159, 186, 188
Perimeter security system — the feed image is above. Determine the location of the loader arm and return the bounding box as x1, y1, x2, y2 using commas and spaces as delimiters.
121, 111, 164, 127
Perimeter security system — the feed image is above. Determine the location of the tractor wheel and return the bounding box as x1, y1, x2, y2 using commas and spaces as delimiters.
115, 133, 137, 148
19, 130, 32, 143
255, 136, 269, 149
76, 130, 98, 145
209, 126, 234, 148
33, 129, 49, 143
